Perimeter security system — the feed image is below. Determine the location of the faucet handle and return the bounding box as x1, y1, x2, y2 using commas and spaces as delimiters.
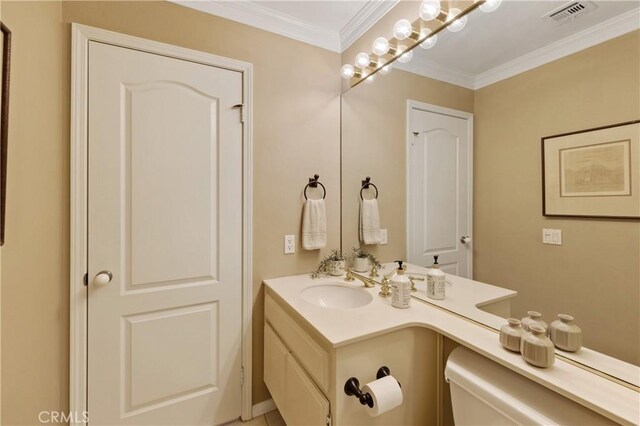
369, 263, 379, 278
344, 268, 355, 282
379, 276, 392, 298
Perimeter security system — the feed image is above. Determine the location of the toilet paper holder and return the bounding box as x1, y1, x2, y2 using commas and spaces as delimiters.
344, 366, 401, 408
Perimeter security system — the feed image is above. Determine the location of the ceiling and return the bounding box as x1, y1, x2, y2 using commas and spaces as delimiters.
398, 0, 640, 88
173, 0, 640, 88
171, 0, 399, 52
260, 1, 369, 32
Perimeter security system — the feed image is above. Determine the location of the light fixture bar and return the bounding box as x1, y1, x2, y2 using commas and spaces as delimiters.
343, 0, 488, 89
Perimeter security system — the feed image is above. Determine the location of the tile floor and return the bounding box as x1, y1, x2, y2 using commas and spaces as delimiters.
231, 409, 286, 426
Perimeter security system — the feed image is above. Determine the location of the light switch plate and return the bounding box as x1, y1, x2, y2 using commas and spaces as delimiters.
380, 229, 388, 245
284, 235, 295, 254
542, 228, 562, 245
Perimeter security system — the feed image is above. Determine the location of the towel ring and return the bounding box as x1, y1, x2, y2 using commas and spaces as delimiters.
304, 174, 326, 200
360, 176, 378, 200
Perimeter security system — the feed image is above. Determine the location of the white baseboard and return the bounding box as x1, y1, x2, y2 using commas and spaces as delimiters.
252, 398, 277, 418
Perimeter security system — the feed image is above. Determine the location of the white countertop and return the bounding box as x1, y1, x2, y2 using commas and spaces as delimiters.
264, 272, 640, 426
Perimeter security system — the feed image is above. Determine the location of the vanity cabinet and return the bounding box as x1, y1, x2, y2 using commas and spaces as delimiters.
264, 324, 330, 425
264, 291, 331, 426
264, 289, 439, 426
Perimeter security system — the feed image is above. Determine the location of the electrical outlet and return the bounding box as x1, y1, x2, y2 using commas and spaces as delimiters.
380, 229, 388, 245
542, 228, 562, 245
284, 235, 295, 254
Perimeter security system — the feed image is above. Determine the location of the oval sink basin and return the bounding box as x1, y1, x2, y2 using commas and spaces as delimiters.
301, 284, 373, 309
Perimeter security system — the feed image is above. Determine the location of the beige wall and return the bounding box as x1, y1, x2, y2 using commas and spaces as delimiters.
473, 31, 640, 364
342, 70, 473, 261
1, 1, 341, 423
1, 3, 70, 425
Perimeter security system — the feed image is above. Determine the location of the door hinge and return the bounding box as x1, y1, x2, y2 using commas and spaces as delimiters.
83, 273, 88, 286
411, 131, 420, 146
233, 104, 245, 124
326, 413, 332, 426
240, 366, 244, 386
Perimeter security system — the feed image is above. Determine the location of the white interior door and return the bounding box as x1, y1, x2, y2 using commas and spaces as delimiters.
408, 105, 472, 277
87, 41, 243, 425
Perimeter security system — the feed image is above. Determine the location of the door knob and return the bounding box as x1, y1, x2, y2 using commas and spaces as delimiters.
460, 236, 471, 244
94, 270, 113, 285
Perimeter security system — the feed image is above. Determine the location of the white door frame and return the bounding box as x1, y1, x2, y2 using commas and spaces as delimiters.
406, 100, 473, 277
70, 24, 254, 423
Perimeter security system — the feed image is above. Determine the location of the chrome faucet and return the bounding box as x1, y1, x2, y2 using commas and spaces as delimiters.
344, 268, 376, 288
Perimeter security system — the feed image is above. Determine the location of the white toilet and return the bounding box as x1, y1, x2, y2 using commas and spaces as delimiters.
445, 346, 613, 425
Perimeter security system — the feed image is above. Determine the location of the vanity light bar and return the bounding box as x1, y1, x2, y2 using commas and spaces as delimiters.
341, 0, 501, 87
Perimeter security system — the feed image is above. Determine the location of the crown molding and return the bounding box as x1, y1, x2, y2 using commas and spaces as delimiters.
170, 1, 638, 87
170, 0, 342, 52
340, 0, 400, 52
474, 7, 640, 89
394, 55, 477, 89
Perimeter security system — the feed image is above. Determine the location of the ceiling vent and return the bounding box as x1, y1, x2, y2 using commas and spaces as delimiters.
542, 1, 598, 26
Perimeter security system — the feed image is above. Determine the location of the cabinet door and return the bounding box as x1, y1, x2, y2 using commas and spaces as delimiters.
284, 354, 330, 426
264, 324, 288, 409
264, 324, 330, 426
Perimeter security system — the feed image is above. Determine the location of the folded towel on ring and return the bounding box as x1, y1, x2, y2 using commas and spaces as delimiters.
302, 198, 327, 250
359, 198, 382, 245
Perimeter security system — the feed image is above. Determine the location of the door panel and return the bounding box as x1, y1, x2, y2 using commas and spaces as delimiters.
126, 82, 219, 289
88, 41, 242, 425
423, 129, 458, 255
409, 108, 471, 277
125, 303, 217, 411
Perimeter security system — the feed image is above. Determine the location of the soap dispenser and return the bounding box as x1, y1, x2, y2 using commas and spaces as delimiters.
391, 261, 411, 309
427, 255, 446, 300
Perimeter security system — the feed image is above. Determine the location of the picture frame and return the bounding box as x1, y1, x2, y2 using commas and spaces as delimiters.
542, 120, 640, 219
0, 22, 10, 245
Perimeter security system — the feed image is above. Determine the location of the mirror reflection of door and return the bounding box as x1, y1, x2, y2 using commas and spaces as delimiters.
408, 103, 472, 277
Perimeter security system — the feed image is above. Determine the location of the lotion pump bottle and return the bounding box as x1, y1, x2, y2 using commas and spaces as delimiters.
427, 255, 446, 300
391, 261, 411, 309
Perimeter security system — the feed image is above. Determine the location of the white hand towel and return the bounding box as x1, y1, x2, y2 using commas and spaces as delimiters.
359, 198, 382, 245
302, 199, 327, 250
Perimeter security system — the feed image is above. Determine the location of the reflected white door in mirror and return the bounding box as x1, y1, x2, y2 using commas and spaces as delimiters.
408, 101, 472, 277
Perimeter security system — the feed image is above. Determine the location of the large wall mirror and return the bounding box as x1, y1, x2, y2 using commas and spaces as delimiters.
341, 0, 639, 385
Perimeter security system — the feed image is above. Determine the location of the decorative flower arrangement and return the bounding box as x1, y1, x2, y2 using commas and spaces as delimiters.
349, 247, 382, 272
311, 249, 347, 278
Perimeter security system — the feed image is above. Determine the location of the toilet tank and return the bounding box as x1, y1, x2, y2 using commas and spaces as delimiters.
444, 346, 614, 425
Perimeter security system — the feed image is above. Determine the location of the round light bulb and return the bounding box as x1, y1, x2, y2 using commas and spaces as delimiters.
397, 46, 413, 63
419, 29, 437, 49
419, 0, 441, 21
480, 0, 502, 13
447, 8, 467, 32
372, 37, 390, 56
355, 52, 371, 69
393, 19, 413, 41
340, 64, 355, 79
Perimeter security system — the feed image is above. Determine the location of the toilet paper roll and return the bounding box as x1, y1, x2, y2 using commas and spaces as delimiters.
361, 375, 403, 417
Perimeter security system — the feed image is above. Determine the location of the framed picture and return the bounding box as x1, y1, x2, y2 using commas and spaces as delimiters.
542, 120, 640, 219
0, 22, 10, 245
